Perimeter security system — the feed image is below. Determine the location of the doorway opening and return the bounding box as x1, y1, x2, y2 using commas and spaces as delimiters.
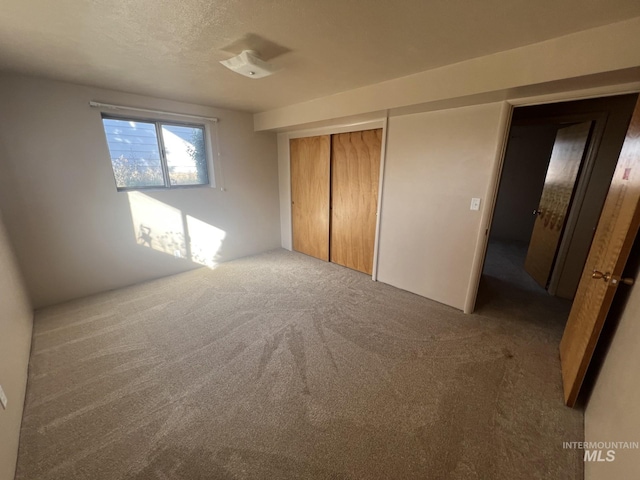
478, 94, 638, 327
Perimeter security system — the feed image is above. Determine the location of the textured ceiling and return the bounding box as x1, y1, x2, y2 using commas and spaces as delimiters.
1, 0, 640, 113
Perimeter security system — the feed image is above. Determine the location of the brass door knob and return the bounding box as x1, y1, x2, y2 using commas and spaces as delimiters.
592, 270, 635, 286
592, 270, 611, 282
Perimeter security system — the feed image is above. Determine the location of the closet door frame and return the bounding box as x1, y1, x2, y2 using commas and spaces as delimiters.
281, 118, 388, 279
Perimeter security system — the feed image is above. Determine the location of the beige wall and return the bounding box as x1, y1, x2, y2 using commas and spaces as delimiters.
276, 104, 507, 311
586, 278, 640, 479
255, 16, 640, 131
266, 14, 640, 312
375, 103, 508, 310
276, 103, 507, 311
277, 133, 293, 251
0, 210, 32, 480
0, 74, 281, 308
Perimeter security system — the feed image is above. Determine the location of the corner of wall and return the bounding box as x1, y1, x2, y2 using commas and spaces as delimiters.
0, 209, 33, 480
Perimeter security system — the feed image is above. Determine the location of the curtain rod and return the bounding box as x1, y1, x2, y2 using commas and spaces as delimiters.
89, 101, 218, 122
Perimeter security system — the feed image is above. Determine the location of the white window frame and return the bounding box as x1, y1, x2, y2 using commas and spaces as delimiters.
101, 114, 213, 192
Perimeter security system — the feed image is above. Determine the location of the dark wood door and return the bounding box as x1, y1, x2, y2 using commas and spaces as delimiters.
524, 122, 592, 287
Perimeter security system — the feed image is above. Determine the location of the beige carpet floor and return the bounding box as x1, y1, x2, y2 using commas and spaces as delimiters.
16, 248, 583, 479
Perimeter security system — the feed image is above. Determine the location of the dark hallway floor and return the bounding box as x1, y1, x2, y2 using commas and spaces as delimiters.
478, 240, 572, 328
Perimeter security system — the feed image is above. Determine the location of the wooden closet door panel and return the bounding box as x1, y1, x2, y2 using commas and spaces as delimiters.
330, 129, 382, 274
290, 135, 330, 261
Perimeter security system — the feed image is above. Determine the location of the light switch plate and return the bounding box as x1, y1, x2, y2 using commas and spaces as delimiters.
470, 198, 481, 211
0, 384, 7, 410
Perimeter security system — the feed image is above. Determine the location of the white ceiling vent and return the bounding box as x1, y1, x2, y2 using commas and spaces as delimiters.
220, 50, 276, 79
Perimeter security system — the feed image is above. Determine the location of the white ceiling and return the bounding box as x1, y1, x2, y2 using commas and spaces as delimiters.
1, 0, 639, 113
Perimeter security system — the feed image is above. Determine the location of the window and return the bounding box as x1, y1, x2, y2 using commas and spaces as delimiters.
101, 116, 210, 190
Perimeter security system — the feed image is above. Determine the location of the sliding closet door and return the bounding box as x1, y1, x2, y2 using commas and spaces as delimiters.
330, 129, 382, 274
290, 135, 331, 261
